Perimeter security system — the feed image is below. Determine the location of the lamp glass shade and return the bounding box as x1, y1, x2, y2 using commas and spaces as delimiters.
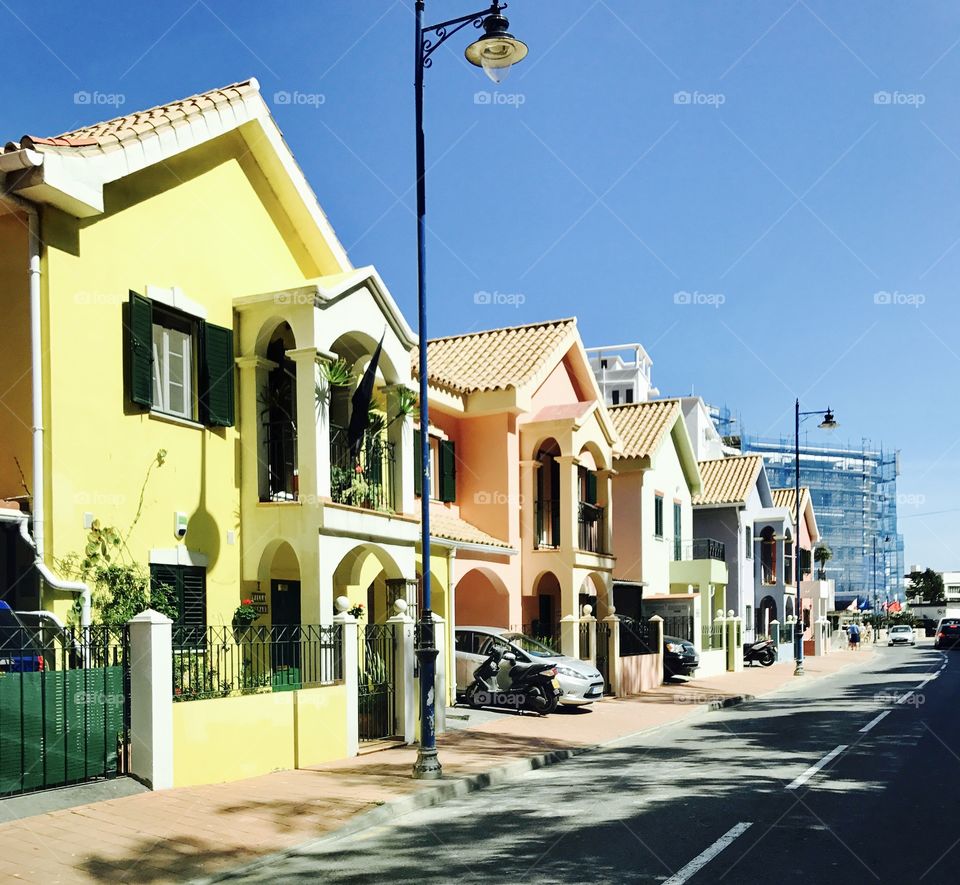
818, 409, 838, 430
465, 35, 528, 83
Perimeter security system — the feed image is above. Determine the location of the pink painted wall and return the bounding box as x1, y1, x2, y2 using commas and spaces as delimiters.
455, 567, 510, 627
612, 471, 644, 583
619, 652, 663, 695
529, 355, 586, 410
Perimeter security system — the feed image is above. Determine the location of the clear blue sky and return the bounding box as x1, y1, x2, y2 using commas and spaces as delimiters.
2, 1, 957, 570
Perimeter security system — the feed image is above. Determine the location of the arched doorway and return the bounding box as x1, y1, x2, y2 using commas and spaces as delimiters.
258, 540, 302, 688
760, 527, 777, 586
757, 595, 777, 637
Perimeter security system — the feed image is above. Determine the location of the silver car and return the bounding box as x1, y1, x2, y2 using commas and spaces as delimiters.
455, 626, 605, 706
887, 624, 916, 646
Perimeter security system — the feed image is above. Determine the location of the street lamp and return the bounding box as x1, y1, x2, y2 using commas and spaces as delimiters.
412, 1, 528, 781
873, 534, 890, 643
793, 400, 839, 676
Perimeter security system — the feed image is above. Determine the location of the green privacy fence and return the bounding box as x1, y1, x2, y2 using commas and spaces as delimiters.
0, 666, 126, 796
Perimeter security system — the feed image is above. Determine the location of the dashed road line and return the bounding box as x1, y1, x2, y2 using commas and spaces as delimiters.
786, 745, 848, 790
859, 710, 891, 733
897, 691, 915, 705
663, 822, 753, 884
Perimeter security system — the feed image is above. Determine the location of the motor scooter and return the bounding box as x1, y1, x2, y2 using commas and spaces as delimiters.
743, 638, 776, 667
464, 647, 561, 714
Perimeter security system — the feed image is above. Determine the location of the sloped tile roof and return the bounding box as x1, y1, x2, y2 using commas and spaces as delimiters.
608, 400, 679, 460
7, 80, 259, 153
412, 319, 577, 394
772, 486, 810, 516
427, 506, 511, 549
693, 455, 764, 506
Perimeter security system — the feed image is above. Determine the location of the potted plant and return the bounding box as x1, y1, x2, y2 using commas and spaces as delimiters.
814, 543, 833, 581
232, 598, 259, 642
348, 602, 365, 620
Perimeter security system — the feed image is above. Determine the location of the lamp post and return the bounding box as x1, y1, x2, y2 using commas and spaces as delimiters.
793, 400, 838, 676
412, 1, 528, 781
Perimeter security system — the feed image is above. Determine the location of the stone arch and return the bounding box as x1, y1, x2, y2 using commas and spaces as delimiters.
332, 543, 405, 624
758, 594, 777, 635
580, 572, 611, 618
455, 567, 510, 629
577, 440, 608, 472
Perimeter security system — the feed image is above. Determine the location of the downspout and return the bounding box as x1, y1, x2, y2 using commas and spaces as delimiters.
1, 188, 91, 625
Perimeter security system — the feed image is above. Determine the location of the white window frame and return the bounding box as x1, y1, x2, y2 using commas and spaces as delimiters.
152, 309, 196, 421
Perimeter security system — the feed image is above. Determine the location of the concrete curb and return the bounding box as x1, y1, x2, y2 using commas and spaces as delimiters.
195, 692, 755, 884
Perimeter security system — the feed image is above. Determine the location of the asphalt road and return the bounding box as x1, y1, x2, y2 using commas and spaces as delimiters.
223, 641, 957, 884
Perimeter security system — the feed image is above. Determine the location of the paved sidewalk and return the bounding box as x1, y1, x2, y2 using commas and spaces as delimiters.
0, 650, 868, 884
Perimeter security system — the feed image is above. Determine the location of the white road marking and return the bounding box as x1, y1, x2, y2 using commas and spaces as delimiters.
917, 674, 938, 689
897, 691, 915, 705
859, 710, 891, 733
786, 745, 848, 790
662, 822, 753, 885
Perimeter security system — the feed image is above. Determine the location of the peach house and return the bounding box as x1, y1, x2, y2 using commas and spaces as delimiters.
413, 318, 621, 673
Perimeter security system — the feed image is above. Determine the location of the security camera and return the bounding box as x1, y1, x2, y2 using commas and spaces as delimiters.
175, 525, 187, 539
174, 512, 188, 539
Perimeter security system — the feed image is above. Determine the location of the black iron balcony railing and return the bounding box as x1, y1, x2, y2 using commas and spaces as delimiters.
677, 538, 726, 562
330, 425, 396, 513
264, 420, 298, 502
577, 502, 606, 554
535, 498, 561, 549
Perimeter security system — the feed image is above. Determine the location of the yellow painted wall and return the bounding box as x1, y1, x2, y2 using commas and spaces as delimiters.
172, 683, 347, 787
418, 548, 455, 705
0, 211, 33, 501
39, 131, 322, 623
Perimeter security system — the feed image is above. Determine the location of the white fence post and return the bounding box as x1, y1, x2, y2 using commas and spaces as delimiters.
725, 611, 744, 672
387, 599, 416, 744
814, 618, 828, 657
333, 598, 359, 757
582, 604, 597, 666
604, 613, 621, 696
128, 609, 174, 790
560, 613, 578, 658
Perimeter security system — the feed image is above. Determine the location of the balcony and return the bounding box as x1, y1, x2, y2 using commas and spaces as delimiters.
578, 502, 606, 554
264, 420, 298, 502
669, 537, 728, 590
676, 538, 726, 562
329, 425, 396, 513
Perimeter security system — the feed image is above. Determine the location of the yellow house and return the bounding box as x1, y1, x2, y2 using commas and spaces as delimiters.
0, 79, 422, 654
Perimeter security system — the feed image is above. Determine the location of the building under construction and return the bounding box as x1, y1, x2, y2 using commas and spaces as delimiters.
740, 433, 904, 605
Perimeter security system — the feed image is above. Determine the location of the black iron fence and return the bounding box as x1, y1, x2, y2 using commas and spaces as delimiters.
264, 420, 298, 501
534, 499, 561, 548
514, 624, 561, 652
702, 622, 724, 650
577, 502, 606, 553
661, 615, 694, 643
676, 538, 726, 562
579, 621, 591, 660
0, 624, 129, 798
595, 621, 612, 694
171, 625, 343, 701
359, 624, 396, 741
619, 617, 658, 656
330, 426, 396, 513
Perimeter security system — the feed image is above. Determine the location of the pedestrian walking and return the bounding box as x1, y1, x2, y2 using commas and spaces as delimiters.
848, 622, 861, 651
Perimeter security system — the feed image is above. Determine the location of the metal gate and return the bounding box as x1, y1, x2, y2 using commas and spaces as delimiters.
358, 624, 397, 741
0, 624, 130, 797
595, 621, 612, 695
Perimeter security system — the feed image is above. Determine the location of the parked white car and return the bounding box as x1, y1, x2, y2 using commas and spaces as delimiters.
887, 624, 916, 646
455, 626, 605, 706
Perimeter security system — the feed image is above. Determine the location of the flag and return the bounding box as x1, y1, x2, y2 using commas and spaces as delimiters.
845, 598, 859, 612
348, 334, 384, 459
888, 600, 902, 613
859, 598, 872, 611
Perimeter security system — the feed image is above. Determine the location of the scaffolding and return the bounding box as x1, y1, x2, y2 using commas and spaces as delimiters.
740, 434, 904, 603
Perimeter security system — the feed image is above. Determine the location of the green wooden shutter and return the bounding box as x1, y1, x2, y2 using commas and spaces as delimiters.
413, 429, 423, 497
181, 567, 207, 643
673, 503, 682, 560
128, 291, 153, 408
586, 472, 598, 505
199, 322, 235, 427
439, 439, 456, 503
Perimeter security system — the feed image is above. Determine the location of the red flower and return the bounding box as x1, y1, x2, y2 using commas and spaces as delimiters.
242, 598, 252, 606
355, 464, 364, 474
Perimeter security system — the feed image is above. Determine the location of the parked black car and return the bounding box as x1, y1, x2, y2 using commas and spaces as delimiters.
934, 619, 960, 650
663, 634, 699, 678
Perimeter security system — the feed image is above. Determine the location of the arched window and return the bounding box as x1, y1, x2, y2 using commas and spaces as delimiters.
760, 527, 777, 585
263, 324, 297, 501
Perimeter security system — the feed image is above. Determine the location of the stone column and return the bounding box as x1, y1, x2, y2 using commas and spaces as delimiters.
128, 609, 174, 790
289, 347, 322, 503
725, 611, 743, 672
597, 467, 616, 555
235, 355, 276, 506
387, 599, 416, 744
556, 455, 580, 551
604, 613, 621, 696
649, 614, 664, 688
432, 611, 447, 734
560, 614, 579, 659
519, 459, 541, 548
333, 597, 359, 757
384, 384, 413, 515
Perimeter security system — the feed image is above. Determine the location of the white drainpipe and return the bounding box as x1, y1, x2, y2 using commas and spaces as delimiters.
0, 186, 91, 625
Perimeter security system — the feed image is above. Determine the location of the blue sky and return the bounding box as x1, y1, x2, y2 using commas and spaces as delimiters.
1, 1, 958, 570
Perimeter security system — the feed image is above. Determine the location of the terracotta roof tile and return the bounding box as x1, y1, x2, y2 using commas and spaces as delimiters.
426, 506, 511, 549
412, 319, 577, 394
693, 455, 764, 506
608, 400, 680, 460
11, 79, 259, 152
772, 487, 810, 516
